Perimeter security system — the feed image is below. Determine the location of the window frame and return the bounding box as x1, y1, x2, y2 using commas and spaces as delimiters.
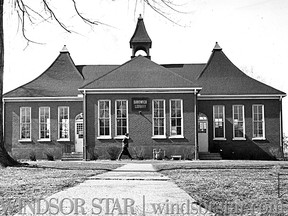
19, 107, 31, 141
169, 99, 184, 138
213, 105, 226, 140
58, 106, 70, 141
97, 100, 112, 139
152, 99, 166, 139
252, 104, 265, 140
39, 107, 51, 141
232, 105, 246, 140
115, 100, 128, 139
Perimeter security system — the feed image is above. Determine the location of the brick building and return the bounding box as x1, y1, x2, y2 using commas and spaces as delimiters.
3, 16, 286, 160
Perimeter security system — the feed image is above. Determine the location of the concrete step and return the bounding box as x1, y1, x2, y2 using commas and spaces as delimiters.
199, 152, 222, 160
61, 152, 83, 161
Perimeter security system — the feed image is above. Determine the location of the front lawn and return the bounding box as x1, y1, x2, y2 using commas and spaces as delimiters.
155, 161, 288, 215
0, 160, 122, 215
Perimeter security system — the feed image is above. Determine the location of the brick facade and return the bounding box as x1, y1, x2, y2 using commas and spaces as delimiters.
85, 93, 196, 159
198, 99, 282, 159
4, 101, 83, 159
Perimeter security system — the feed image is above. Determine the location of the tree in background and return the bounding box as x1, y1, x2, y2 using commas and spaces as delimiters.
0, 0, 185, 167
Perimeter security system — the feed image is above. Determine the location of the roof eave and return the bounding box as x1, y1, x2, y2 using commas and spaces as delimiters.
79, 87, 202, 94
198, 94, 286, 100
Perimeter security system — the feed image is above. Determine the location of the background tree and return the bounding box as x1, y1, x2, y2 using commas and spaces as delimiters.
0, 0, 185, 167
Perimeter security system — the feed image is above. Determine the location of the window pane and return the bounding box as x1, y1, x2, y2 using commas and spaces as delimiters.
214, 105, 225, 138
115, 100, 127, 136
58, 107, 69, 139
153, 100, 166, 136
170, 100, 182, 136
233, 105, 244, 138
253, 105, 264, 138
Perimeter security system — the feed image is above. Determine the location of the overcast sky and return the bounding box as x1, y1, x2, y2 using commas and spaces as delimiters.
3, 0, 288, 132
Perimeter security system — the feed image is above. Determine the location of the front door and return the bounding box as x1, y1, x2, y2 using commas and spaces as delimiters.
198, 113, 208, 152
75, 120, 83, 153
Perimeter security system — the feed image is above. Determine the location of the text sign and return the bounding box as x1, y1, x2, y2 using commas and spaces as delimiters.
132, 98, 150, 111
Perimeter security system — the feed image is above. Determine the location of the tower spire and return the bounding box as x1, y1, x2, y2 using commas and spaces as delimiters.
129, 14, 152, 59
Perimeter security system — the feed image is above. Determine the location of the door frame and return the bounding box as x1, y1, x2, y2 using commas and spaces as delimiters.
75, 113, 84, 153
198, 113, 209, 152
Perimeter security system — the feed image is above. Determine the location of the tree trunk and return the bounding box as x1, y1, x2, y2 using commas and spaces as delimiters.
0, 0, 21, 167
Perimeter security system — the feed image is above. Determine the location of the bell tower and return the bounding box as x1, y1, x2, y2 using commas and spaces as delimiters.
130, 14, 152, 59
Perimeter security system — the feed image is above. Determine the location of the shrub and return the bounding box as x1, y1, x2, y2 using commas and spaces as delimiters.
90, 151, 99, 160
106, 146, 120, 160
46, 153, 54, 161
132, 147, 144, 160
29, 151, 36, 161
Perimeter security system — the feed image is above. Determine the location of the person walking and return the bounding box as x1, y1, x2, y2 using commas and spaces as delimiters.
118, 133, 133, 160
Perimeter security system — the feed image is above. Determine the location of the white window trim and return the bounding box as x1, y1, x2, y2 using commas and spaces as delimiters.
152, 99, 166, 139
232, 105, 245, 139
169, 99, 184, 138
252, 104, 266, 140
115, 100, 129, 138
38, 107, 51, 141
57, 106, 70, 141
213, 105, 226, 140
97, 100, 112, 139
19, 107, 31, 142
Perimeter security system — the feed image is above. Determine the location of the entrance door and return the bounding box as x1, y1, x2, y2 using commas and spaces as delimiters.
198, 113, 208, 152
75, 114, 83, 153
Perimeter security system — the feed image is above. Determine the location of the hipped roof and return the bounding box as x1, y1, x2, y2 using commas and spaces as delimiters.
197, 43, 285, 95
81, 55, 198, 89
4, 44, 285, 98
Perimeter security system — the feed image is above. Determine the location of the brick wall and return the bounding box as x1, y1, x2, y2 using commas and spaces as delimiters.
85, 93, 197, 159
4, 100, 83, 159
198, 99, 282, 160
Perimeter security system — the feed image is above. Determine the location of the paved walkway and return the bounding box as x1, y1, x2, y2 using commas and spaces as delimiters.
16, 163, 214, 215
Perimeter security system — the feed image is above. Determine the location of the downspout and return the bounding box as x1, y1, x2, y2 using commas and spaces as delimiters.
194, 89, 199, 160
83, 90, 87, 161
279, 96, 283, 157
2, 98, 4, 144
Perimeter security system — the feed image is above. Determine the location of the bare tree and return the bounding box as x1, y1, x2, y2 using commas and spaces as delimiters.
0, 0, 185, 167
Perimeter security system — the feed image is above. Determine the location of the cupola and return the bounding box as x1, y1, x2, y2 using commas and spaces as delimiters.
129, 14, 152, 59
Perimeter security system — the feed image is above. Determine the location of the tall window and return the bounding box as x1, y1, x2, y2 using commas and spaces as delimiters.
115, 100, 128, 136
39, 107, 50, 140
98, 100, 111, 137
20, 107, 31, 140
170, 99, 183, 137
58, 107, 69, 140
213, 105, 225, 139
253, 105, 265, 139
153, 100, 166, 137
233, 105, 245, 139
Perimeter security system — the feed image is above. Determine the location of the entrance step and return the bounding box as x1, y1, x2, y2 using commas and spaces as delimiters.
199, 152, 222, 160
61, 152, 83, 161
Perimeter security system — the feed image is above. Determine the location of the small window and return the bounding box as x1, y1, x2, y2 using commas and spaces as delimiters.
252, 105, 265, 139
58, 107, 69, 140
115, 100, 128, 137
20, 107, 31, 140
98, 100, 111, 138
233, 105, 245, 139
153, 99, 166, 138
39, 107, 50, 140
213, 105, 225, 139
170, 99, 183, 137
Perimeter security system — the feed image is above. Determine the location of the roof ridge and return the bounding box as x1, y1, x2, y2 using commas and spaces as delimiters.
80, 56, 142, 89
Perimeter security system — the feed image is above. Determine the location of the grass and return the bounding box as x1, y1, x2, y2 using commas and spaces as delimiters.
0, 160, 122, 215
155, 160, 288, 215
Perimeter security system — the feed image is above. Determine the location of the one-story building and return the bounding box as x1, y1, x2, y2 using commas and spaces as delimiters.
4, 16, 286, 160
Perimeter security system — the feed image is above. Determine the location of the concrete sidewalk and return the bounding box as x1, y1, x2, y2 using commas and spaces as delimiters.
16, 163, 214, 215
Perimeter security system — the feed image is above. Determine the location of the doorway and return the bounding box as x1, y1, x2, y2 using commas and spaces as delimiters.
198, 113, 208, 152
75, 113, 83, 153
